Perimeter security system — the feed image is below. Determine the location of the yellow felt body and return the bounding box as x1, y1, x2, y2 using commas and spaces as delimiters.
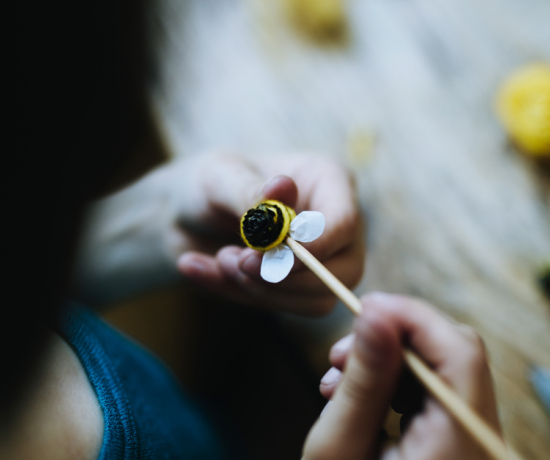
240, 200, 296, 251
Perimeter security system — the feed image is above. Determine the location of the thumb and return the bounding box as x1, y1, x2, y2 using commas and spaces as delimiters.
303, 305, 402, 460
259, 175, 298, 209
203, 156, 298, 217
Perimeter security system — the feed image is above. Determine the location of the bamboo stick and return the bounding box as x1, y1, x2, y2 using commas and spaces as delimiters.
286, 236, 516, 460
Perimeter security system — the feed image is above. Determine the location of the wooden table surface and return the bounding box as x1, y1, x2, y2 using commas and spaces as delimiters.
153, 0, 550, 457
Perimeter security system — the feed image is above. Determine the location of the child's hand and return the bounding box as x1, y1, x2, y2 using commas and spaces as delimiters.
303, 293, 501, 460
175, 152, 364, 315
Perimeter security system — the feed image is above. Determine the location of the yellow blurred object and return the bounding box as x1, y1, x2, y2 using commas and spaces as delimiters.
347, 128, 376, 168
497, 63, 550, 157
284, 0, 348, 44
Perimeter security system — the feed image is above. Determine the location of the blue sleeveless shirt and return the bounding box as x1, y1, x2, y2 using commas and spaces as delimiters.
57, 306, 228, 460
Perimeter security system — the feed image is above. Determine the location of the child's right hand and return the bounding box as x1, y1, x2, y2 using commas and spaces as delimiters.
303, 293, 502, 460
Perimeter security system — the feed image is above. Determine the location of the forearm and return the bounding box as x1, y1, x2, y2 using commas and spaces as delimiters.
72, 166, 185, 307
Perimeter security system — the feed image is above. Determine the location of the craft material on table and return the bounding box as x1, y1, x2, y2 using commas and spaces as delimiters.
283, 0, 348, 44
497, 63, 550, 157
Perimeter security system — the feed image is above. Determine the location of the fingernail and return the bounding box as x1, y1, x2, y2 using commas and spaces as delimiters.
331, 334, 354, 356
320, 367, 341, 387
255, 177, 274, 200
177, 253, 193, 268
219, 250, 239, 270
240, 254, 261, 276
178, 257, 207, 276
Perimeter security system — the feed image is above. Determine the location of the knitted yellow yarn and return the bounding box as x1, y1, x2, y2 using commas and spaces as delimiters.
240, 200, 296, 252
497, 63, 550, 157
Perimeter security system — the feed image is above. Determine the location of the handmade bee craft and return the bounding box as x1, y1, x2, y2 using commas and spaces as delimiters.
240, 200, 325, 283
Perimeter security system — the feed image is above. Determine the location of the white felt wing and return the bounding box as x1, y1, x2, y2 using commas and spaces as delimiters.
261, 244, 294, 283
289, 211, 325, 243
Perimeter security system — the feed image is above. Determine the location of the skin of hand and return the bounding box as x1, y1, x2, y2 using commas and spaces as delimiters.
173, 152, 365, 315
75, 152, 363, 311
303, 292, 501, 460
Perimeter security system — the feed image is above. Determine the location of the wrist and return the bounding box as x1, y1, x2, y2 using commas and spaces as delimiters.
73, 165, 182, 306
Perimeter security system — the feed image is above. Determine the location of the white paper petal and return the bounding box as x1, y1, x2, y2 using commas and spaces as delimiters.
261, 244, 294, 283
289, 211, 325, 243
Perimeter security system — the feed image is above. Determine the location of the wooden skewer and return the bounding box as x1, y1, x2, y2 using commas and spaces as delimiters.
286, 236, 516, 460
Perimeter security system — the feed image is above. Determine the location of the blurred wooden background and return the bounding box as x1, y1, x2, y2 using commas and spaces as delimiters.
107, 0, 550, 459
